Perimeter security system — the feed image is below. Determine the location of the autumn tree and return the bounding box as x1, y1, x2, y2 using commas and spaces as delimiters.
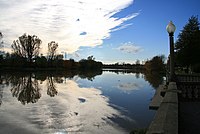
144, 55, 166, 73
144, 55, 165, 88
11, 34, 42, 63
175, 16, 200, 72
47, 41, 58, 61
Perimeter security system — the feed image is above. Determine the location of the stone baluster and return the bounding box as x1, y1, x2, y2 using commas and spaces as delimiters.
187, 86, 192, 99
182, 86, 186, 98
194, 87, 198, 99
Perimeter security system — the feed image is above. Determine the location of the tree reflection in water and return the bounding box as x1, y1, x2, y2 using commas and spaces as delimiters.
9, 74, 60, 104
144, 71, 165, 89
10, 74, 41, 105
0, 76, 3, 106
47, 76, 57, 97
1, 70, 102, 105
1, 69, 163, 107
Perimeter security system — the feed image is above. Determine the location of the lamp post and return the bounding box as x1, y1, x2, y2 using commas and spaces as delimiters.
166, 21, 176, 82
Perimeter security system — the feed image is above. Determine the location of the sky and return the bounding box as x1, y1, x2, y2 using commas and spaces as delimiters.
0, 0, 200, 64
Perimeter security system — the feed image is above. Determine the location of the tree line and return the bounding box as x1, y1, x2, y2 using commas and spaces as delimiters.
103, 61, 144, 71
0, 33, 164, 72
0, 33, 102, 70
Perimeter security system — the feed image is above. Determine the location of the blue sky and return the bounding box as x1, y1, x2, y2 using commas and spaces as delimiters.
0, 0, 200, 64
77, 0, 200, 64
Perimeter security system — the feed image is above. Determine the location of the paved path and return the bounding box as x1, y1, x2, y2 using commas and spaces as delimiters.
149, 85, 164, 110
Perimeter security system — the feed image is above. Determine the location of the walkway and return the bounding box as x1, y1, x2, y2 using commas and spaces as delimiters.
147, 74, 200, 134
147, 82, 178, 134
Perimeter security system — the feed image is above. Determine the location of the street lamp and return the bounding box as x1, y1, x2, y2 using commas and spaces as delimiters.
166, 21, 176, 82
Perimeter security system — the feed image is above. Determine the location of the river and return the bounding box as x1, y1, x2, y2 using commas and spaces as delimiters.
0, 70, 163, 134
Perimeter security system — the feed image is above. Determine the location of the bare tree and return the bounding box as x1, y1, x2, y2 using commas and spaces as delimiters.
11, 34, 42, 63
47, 76, 57, 97
47, 41, 58, 61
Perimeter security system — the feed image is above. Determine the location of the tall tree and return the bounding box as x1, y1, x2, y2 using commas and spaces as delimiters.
47, 41, 58, 61
11, 34, 42, 63
175, 16, 200, 72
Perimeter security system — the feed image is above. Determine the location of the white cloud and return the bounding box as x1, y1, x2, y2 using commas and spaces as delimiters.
116, 42, 143, 54
0, 0, 137, 54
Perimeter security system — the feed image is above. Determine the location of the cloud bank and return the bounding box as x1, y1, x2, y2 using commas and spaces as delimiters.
0, 0, 137, 53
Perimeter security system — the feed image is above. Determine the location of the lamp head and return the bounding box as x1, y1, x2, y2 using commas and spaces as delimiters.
166, 21, 176, 35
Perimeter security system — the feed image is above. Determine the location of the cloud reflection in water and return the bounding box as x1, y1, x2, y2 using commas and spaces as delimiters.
50, 80, 133, 133
0, 78, 134, 134
115, 82, 143, 93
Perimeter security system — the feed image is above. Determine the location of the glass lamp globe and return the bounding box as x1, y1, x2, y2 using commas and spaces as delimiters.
166, 21, 176, 34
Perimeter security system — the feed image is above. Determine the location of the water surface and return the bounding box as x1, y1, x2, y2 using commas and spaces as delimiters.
0, 71, 159, 134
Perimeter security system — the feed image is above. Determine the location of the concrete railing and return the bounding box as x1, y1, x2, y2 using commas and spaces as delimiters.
146, 82, 178, 134
176, 74, 200, 82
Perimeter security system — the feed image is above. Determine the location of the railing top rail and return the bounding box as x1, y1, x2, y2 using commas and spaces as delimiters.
176, 74, 200, 77
176, 74, 200, 83
177, 82, 200, 85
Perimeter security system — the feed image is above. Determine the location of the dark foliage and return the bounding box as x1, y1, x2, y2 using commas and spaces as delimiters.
0, 53, 103, 72
79, 56, 103, 70
143, 55, 165, 88
175, 16, 200, 73
144, 55, 166, 73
